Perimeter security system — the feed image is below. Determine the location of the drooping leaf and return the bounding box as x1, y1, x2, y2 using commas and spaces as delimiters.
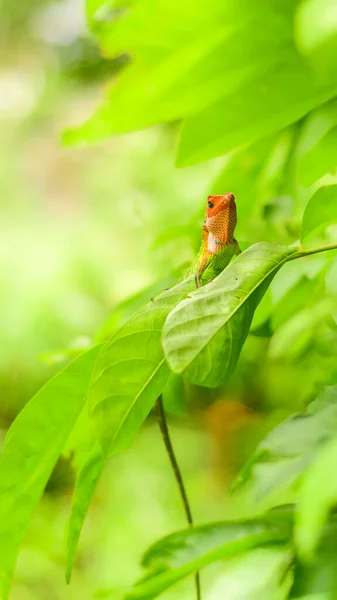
0, 345, 103, 600
89, 276, 195, 457
162, 242, 297, 387
125, 514, 291, 599
65, 444, 105, 583
301, 185, 337, 242
233, 386, 337, 500
295, 436, 337, 560
207, 546, 293, 600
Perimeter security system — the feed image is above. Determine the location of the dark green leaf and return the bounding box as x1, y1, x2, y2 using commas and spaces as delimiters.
0, 345, 103, 600
125, 515, 291, 599
301, 185, 337, 242
89, 277, 195, 457
162, 243, 297, 387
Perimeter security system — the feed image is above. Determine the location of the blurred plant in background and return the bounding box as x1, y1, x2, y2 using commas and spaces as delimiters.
1, 0, 337, 598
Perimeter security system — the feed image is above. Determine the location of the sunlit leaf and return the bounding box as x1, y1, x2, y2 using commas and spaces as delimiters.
295, 0, 337, 79
125, 514, 291, 599
64, 0, 296, 147
207, 546, 293, 600
295, 436, 337, 560
89, 277, 195, 457
301, 185, 337, 242
162, 243, 297, 387
66, 444, 105, 583
0, 345, 103, 600
298, 126, 337, 186
177, 51, 337, 166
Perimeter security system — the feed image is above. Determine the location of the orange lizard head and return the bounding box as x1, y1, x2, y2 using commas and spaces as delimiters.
205, 193, 237, 245
206, 193, 236, 218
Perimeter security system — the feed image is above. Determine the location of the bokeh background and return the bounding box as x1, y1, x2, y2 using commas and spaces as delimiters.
1, 0, 337, 598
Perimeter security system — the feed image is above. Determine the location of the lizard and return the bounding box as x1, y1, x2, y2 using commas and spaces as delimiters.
194, 192, 241, 288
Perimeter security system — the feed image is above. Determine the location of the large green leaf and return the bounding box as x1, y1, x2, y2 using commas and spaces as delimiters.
88, 277, 195, 457
162, 242, 296, 387
125, 514, 291, 599
65, 444, 105, 583
0, 345, 103, 600
301, 185, 337, 242
207, 546, 293, 600
233, 386, 337, 500
295, 436, 337, 560
177, 50, 337, 166
64, 0, 296, 146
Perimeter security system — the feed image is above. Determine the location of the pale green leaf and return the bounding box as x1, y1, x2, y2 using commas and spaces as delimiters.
301, 185, 337, 242
298, 126, 337, 186
295, 0, 337, 56
0, 345, 103, 600
66, 444, 105, 583
207, 546, 293, 600
64, 0, 295, 146
295, 436, 337, 560
125, 515, 291, 599
162, 242, 297, 387
233, 386, 337, 499
268, 299, 334, 360
177, 51, 337, 166
89, 277, 195, 457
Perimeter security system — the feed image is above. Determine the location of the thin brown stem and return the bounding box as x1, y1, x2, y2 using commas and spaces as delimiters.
155, 396, 201, 600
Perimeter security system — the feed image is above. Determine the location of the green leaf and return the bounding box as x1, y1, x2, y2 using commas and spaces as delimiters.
268, 299, 334, 361
89, 277, 195, 457
298, 126, 337, 186
290, 522, 337, 598
64, 1, 296, 146
162, 242, 297, 387
208, 546, 293, 600
65, 444, 105, 583
0, 345, 103, 600
233, 386, 337, 499
177, 50, 337, 166
295, 436, 337, 560
125, 515, 291, 599
301, 185, 337, 242
295, 0, 337, 79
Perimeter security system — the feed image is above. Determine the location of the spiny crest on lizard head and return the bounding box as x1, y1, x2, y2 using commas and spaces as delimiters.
205, 193, 237, 245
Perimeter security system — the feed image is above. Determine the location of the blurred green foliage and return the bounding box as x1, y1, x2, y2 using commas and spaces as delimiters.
1, 0, 337, 598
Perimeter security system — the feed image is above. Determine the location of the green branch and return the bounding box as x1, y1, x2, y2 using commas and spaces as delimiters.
289, 242, 337, 261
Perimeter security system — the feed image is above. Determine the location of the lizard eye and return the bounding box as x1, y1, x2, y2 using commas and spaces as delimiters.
208, 200, 214, 209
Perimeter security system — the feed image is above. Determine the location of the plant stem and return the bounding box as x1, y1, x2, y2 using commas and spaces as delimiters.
288, 242, 337, 261
155, 396, 201, 600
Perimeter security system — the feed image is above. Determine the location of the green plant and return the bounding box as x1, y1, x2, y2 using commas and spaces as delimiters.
1, 1, 337, 599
